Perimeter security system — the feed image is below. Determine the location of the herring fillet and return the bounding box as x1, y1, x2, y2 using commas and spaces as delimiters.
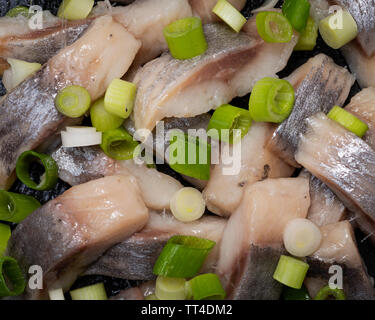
133, 13, 298, 131
295, 113, 375, 224
217, 178, 310, 300
203, 122, 294, 217
267, 54, 354, 167
0, 16, 140, 189
85, 211, 226, 280
7, 175, 149, 299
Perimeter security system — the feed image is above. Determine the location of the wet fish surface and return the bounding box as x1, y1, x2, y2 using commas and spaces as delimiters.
0, 15, 140, 189
7, 175, 149, 299
217, 177, 310, 299
295, 113, 375, 226
85, 211, 226, 280
133, 13, 297, 131
110, 287, 144, 300
267, 54, 355, 167
305, 221, 375, 300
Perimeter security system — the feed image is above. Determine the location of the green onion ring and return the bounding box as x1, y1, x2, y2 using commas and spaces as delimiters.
100, 127, 139, 160
187, 273, 226, 300
55, 85, 91, 118
282, 0, 311, 33
153, 235, 216, 278
0, 224, 11, 256
0, 256, 26, 297
314, 285, 346, 300
16, 151, 58, 191
6, 6, 29, 18
256, 11, 293, 43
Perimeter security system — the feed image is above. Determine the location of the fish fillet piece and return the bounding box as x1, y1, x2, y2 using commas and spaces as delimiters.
189, 0, 246, 23
0, 16, 140, 189
300, 171, 346, 227
217, 177, 310, 300
110, 288, 144, 300
85, 211, 226, 280
133, 14, 298, 131
305, 221, 375, 300
295, 113, 375, 225
203, 122, 294, 217
268, 54, 355, 167
345, 87, 375, 149
7, 175, 149, 299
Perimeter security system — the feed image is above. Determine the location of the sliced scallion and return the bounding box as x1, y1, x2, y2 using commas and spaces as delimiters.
61, 127, 102, 148
282, 0, 311, 32
328, 106, 368, 138
153, 235, 216, 278
187, 273, 226, 300
212, 0, 247, 32
90, 98, 124, 132
100, 127, 139, 160
3, 58, 41, 91
49, 288, 65, 300
0, 224, 11, 256
0, 256, 26, 297
294, 17, 318, 51
55, 85, 91, 118
0, 190, 41, 223
58, 0, 94, 20
16, 151, 58, 191
314, 285, 346, 300
155, 276, 187, 300
273, 255, 309, 289
170, 187, 206, 222
163, 17, 207, 60
6, 6, 29, 17
169, 132, 211, 181
207, 104, 252, 144
70, 283, 107, 300
318, 9, 358, 49
249, 77, 295, 123
104, 79, 136, 119
256, 11, 293, 43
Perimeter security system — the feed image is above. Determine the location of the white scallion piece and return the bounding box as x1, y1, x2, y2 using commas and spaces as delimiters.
48, 288, 65, 300
283, 218, 322, 257
61, 126, 102, 148
3, 58, 41, 91
170, 187, 206, 222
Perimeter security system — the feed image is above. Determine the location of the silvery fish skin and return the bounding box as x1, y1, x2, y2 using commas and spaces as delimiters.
85, 211, 226, 281
133, 13, 298, 131
305, 221, 375, 300
267, 54, 355, 167
217, 178, 310, 300
345, 88, 375, 150
300, 171, 346, 227
295, 113, 375, 225
7, 175, 149, 300
0, 15, 140, 189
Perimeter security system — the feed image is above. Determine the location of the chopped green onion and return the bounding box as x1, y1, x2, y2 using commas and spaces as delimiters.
273, 255, 309, 289
100, 127, 139, 160
212, 0, 247, 32
170, 187, 206, 222
283, 218, 322, 258
90, 98, 124, 132
256, 11, 293, 43
58, 0, 94, 20
3, 58, 42, 91
153, 235, 215, 278
207, 104, 252, 144
294, 17, 319, 51
49, 288, 65, 300
61, 126, 102, 148
318, 9, 358, 49
314, 285, 346, 300
70, 283, 107, 300
187, 273, 226, 300
249, 77, 295, 123
6, 6, 29, 17
16, 151, 58, 191
163, 17, 207, 60
104, 79, 136, 119
0, 256, 26, 297
282, 0, 311, 33
0, 191, 41, 223
328, 106, 368, 138
155, 276, 187, 300
0, 224, 11, 256
169, 132, 211, 181
55, 85, 91, 118
282, 285, 311, 300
